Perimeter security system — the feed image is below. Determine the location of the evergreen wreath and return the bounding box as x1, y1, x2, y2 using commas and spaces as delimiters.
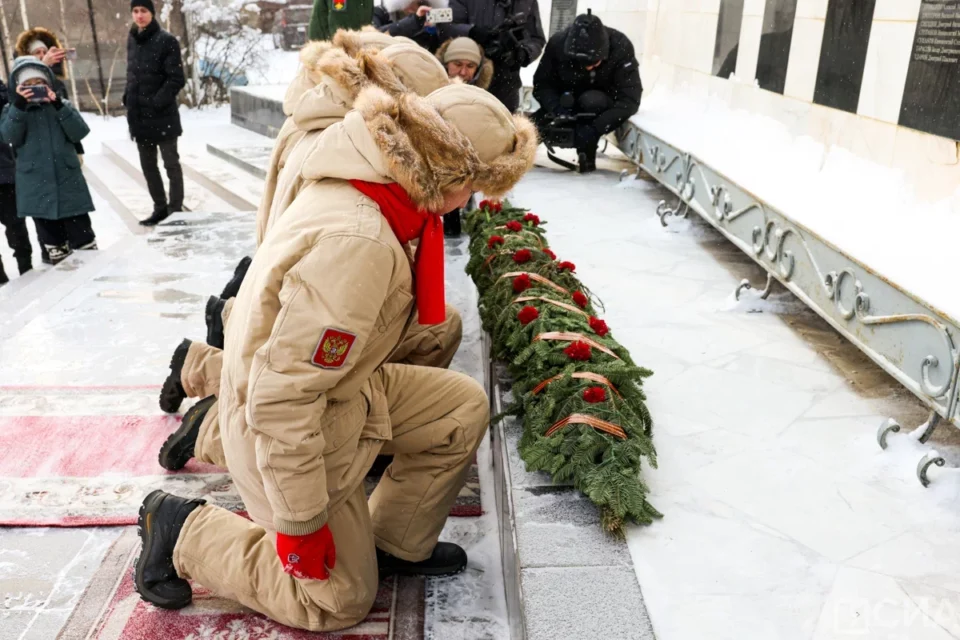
465, 200, 661, 536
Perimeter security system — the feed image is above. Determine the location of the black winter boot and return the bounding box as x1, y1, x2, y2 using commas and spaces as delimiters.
46, 244, 72, 265
377, 542, 467, 579
159, 395, 215, 471
0, 262, 8, 286
139, 208, 171, 227
205, 296, 226, 350
134, 490, 205, 610
159, 339, 191, 414
443, 209, 462, 237
219, 256, 252, 300
577, 151, 597, 174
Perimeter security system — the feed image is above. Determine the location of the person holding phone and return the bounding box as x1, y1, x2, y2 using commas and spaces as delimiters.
0, 58, 96, 265
373, 0, 449, 51
125, 0, 187, 227
15, 27, 73, 100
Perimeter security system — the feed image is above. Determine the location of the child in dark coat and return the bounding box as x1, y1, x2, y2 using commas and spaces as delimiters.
0, 57, 96, 265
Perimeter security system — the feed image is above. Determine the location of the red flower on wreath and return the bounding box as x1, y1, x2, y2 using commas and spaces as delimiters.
558, 261, 576, 272
513, 273, 532, 293
543, 248, 557, 260
572, 291, 589, 308
478, 199, 502, 212
523, 213, 541, 226
513, 249, 532, 264
589, 316, 609, 337
517, 305, 539, 325
583, 386, 607, 403
564, 341, 592, 361
487, 235, 505, 249
505, 220, 523, 232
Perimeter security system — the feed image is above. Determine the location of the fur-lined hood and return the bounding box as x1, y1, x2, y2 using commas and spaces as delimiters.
302, 84, 537, 211
435, 39, 493, 90
292, 48, 406, 132
15, 27, 66, 79
381, 0, 448, 12
282, 30, 397, 116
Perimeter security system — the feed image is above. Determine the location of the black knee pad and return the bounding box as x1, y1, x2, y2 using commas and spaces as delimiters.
577, 90, 613, 114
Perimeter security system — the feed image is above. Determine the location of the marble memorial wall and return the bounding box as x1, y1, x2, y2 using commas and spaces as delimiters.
899, 0, 960, 140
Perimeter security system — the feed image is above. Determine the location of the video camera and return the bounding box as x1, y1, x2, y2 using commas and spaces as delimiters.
539, 111, 598, 171
483, 12, 529, 67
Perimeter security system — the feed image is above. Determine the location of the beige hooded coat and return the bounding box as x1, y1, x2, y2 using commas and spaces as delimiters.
172, 84, 537, 632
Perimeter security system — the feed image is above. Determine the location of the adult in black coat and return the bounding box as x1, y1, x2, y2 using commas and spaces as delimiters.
373, 0, 448, 52
0, 80, 31, 283
124, 0, 187, 226
438, 0, 544, 113
533, 10, 642, 172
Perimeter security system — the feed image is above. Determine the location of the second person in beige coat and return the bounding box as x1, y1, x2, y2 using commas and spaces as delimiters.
134, 83, 537, 632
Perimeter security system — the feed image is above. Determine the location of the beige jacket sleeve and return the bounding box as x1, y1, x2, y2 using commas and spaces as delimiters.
246, 233, 396, 535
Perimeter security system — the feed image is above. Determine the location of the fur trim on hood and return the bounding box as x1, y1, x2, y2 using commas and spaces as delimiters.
435, 39, 493, 90
332, 27, 396, 57
14, 27, 66, 79
353, 85, 537, 210
381, 0, 448, 12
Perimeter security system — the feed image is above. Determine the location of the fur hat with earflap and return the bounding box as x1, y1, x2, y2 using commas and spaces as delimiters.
353, 83, 537, 210
381, 0, 448, 13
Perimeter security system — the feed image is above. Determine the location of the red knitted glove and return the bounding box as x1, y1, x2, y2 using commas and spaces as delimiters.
276, 525, 336, 581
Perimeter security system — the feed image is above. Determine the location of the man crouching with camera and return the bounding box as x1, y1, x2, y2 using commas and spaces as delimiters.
533, 10, 641, 173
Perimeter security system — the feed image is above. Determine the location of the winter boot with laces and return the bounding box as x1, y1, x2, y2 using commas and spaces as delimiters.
133, 490, 205, 610
158, 395, 214, 471
205, 296, 226, 349
159, 339, 191, 414
376, 542, 468, 579
219, 256, 252, 300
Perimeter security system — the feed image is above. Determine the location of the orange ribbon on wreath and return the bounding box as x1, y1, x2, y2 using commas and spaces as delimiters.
533, 331, 620, 359
513, 295, 589, 318
544, 413, 628, 440
531, 371, 624, 398
499, 272, 569, 295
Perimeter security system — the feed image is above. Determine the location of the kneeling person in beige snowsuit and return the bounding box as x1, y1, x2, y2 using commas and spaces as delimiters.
134, 83, 538, 632
157, 43, 462, 470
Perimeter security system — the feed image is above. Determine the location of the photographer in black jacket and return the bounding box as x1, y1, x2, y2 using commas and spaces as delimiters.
533, 10, 641, 173
440, 0, 544, 112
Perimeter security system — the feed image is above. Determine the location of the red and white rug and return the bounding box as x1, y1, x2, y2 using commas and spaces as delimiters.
0, 414, 481, 526
58, 529, 426, 640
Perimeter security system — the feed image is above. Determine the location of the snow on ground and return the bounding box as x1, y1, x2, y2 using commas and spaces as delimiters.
633, 80, 960, 321
513, 159, 960, 639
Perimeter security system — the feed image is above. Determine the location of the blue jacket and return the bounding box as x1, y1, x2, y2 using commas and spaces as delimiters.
0, 58, 94, 220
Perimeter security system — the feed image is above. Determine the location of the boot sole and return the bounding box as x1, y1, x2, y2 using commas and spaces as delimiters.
379, 562, 468, 580
133, 490, 191, 610
158, 340, 190, 414
158, 397, 212, 471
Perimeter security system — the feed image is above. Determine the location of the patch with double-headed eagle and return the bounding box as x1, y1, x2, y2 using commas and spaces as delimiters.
311, 328, 356, 369
332, 0, 346, 11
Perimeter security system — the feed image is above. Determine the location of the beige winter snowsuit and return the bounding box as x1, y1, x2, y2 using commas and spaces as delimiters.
171, 84, 538, 632
179, 41, 457, 451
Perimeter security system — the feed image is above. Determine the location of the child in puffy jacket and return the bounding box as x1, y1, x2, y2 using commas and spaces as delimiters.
0, 57, 96, 265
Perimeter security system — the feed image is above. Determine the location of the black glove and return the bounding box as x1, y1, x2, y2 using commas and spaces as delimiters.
12, 92, 27, 111
53, 96, 64, 110
469, 25, 494, 44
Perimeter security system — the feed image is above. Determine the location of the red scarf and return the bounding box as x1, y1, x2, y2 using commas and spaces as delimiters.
349, 180, 445, 325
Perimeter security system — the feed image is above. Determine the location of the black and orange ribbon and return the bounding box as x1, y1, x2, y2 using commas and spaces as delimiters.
493, 227, 544, 248
514, 295, 589, 318
531, 371, 624, 398
544, 413, 627, 440
533, 331, 620, 359
499, 272, 569, 295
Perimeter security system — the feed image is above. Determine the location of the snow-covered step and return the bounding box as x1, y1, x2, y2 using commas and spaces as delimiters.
206, 143, 272, 181
179, 147, 264, 211
83, 152, 164, 227
100, 141, 238, 215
